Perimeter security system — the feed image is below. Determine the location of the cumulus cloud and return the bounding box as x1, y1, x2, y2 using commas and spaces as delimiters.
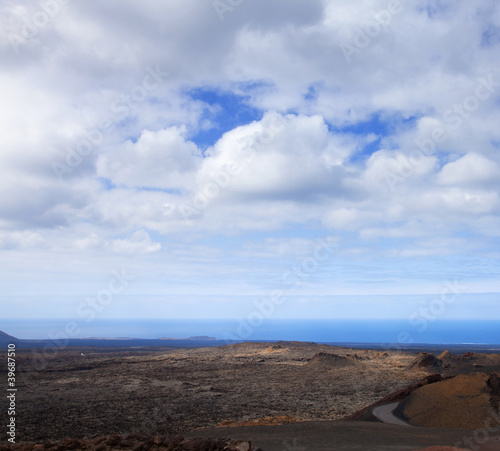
437, 153, 500, 186
362, 149, 438, 191
197, 113, 356, 202
1, 0, 500, 309
97, 127, 202, 190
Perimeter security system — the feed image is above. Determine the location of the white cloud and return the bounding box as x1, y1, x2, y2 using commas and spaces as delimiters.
110, 230, 161, 254
437, 153, 500, 185
1, 0, 500, 317
198, 113, 355, 201
0, 230, 45, 250
97, 127, 202, 190
363, 149, 438, 190
74, 233, 105, 250
323, 208, 359, 230
417, 188, 499, 215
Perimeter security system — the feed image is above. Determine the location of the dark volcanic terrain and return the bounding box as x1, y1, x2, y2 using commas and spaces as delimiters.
1, 341, 500, 450
1, 341, 426, 442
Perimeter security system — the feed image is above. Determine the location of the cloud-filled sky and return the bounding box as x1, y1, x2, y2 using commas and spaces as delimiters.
1, 0, 500, 322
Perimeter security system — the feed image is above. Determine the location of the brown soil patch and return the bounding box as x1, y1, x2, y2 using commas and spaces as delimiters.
263, 344, 287, 354
217, 415, 297, 428
412, 447, 469, 451
404, 372, 500, 429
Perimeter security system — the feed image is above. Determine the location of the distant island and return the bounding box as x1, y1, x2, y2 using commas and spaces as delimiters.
158, 336, 217, 341
0, 330, 225, 348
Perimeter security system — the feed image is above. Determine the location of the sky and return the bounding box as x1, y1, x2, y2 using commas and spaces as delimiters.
1, 0, 500, 325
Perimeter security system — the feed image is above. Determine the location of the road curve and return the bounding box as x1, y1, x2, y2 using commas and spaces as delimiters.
372, 402, 412, 427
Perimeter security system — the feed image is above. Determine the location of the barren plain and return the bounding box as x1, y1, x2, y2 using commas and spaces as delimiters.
1, 341, 500, 450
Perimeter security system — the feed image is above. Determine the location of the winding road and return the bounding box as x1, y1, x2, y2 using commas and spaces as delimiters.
372, 402, 412, 427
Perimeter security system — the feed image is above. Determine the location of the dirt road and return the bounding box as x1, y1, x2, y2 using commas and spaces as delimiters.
372, 402, 411, 426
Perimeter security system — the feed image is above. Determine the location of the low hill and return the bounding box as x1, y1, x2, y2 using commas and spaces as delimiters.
307, 351, 359, 368
403, 372, 500, 429
408, 350, 500, 375
0, 330, 16, 343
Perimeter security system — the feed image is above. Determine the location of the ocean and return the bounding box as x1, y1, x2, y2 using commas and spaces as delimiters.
2, 319, 500, 345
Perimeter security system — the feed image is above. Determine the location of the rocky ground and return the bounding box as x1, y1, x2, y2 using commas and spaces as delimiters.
2, 342, 500, 450
0, 341, 427, 443
409, 350, 500, 376
0, 434, 256, 451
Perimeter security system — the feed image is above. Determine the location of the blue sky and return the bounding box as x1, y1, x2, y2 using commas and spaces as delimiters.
1, 0, 500, 327
187, 87, 263, 149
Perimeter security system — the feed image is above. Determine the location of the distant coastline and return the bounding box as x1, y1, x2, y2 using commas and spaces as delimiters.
2, 331, 500, 355
2, 318, 500, 349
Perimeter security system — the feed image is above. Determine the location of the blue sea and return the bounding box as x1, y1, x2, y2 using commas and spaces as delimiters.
2, 319, 500, 345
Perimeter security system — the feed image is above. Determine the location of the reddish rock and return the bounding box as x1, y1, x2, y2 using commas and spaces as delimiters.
61, 439, 81, 450
105, 432, 122, 446
92, 436, 107, 445
478, 437, 500, 451
1, 435, 256, 451
413, 447, 469, 451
